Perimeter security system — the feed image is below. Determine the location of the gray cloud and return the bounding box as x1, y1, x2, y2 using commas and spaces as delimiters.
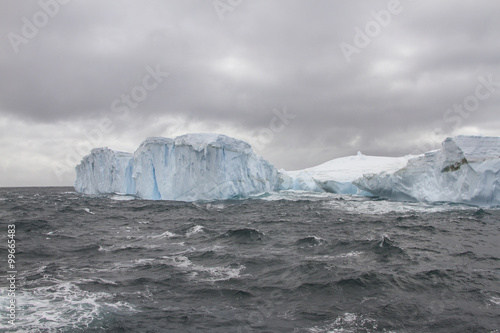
1, 0, 500, 186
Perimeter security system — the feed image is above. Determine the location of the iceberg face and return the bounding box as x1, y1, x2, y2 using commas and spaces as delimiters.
354, 136, 500, 206
75, 134, 282, 201
75, 148, 135, 195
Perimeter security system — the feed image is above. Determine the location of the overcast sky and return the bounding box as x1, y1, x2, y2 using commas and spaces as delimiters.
1, 0, 500, 187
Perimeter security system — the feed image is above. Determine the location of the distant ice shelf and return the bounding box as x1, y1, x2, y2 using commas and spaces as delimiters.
75, 134, 500, 206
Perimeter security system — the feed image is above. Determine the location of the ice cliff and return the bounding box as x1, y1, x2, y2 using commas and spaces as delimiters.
75, 134, 282, 201
75, 148, 135, 195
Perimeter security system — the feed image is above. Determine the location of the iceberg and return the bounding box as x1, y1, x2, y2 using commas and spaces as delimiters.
75, 134, 282, 201
354, 136, 500, 206
75, 134, 500, 206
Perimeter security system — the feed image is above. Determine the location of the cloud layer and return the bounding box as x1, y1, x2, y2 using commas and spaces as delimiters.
1, 0, 500, 186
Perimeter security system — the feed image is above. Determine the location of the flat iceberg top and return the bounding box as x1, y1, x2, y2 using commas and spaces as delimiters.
85, 147, 133, 160
288, 152, 414, 182
138, 133, 252, 153
174, 133, 252, 153
452, 135, 500, 161
140, 137, 174, 146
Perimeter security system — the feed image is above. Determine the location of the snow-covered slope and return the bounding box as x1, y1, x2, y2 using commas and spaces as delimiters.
354, 136, 500, 206
75, 134, 282, 201
284, 152, 413, 195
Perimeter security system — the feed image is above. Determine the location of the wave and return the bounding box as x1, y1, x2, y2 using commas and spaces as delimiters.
220, 228, 266, 243
0, 279, 136, 332
371, 234, 409, 262
109, 194, 136, 201
185, 225, 205, 237
13, 219, 50, 231
149, 230, 179, 239
84, 207, 95, 214
160, 255, 245, 282
306, 251, 364, 262
322, 235, 408, 262
296, 236, 326, 248
489, 296, 500, 305
98, 244, 155, 253
192, 202, 228, 211
322, 197, 474, 215
205, 203, 226, 210
307, 312, 379, 333
251, 190, 340, 202
378, 234, 394, 248
66, 243, 101, 254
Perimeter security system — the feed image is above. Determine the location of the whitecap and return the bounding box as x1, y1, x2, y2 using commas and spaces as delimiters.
162, 255, 192, 268
306, 251, 364, 262
134, 258, 156, 265
160, 255, 244, 282
337, 251, 363, 258
186, 225, 204, 237
490, 296, 500, 305
253, 190, 339, 202
307, 312, 379, 333
76, 277, 119, 286
206, 203, 226, 210
109, 194, 135, 201
84, 208, 95, 215
323, 197, 473, 215
0, 281, 136, 332
149, 230, 178, 239
199, 245, 225, 252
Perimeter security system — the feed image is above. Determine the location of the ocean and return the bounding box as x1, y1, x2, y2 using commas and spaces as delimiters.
0, 187, 499, 332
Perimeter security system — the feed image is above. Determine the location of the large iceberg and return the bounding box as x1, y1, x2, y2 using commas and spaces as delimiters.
75, 134, 282, 201
75, 134, 500, 206
354, 136, 500, 206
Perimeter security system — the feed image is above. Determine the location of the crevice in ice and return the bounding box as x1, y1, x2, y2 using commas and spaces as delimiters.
441, 158, 468, 173
151, 165, 161, 200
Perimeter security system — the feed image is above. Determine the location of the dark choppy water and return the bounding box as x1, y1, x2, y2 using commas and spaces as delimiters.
0, 187, 499, 332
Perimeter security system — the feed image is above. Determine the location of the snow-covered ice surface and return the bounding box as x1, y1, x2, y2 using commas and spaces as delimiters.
284, 152, 413, 195
75, 134, 500, 206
